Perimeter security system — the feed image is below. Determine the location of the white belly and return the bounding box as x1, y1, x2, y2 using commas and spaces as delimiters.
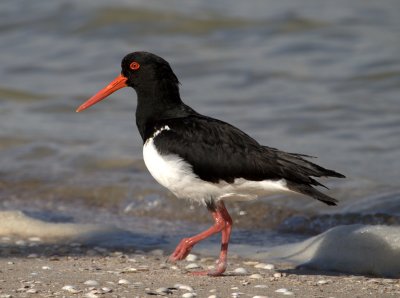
143, 137, 292, 203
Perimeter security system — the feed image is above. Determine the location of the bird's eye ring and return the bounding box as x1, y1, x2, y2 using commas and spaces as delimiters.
130, 62, 140, 70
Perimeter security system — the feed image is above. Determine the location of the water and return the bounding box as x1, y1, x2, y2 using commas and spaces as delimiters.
1, 0, 400, 251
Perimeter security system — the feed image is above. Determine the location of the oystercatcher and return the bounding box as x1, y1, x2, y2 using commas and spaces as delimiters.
76, 51, 345, 276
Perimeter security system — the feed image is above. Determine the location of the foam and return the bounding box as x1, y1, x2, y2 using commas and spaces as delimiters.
254, 224, 400, 277
0, 210, 122, 245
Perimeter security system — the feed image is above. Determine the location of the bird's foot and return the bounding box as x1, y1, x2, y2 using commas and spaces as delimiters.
188, 258, 227, 277
168, 238, 193, 262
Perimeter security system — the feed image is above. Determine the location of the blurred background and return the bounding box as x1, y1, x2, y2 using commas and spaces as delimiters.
1, 0, 399, 249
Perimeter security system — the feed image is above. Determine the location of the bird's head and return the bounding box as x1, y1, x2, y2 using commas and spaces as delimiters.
76, 51, 179, 112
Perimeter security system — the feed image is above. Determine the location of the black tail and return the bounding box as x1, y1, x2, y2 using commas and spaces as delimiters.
261, 147, 345, 205
279, 150, 346, 181
286, 182, 339, 206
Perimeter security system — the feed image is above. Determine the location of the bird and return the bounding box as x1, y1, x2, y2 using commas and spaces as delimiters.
76, 51, 345, 276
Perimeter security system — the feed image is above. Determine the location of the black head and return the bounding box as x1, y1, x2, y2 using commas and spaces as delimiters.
76, 51, 180, 112
121, 52, 180, 89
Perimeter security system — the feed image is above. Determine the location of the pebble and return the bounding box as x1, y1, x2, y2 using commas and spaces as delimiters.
254, 285, 268, 288
26, 289, 38, 294
185, 254, 198, 262
275, 288, 288, 293
118, 279, 130, 285
41, 266, 51, 270
28, 237, 41, 242
243, 261, 259, 266
249, 273, 263, 279
121, 267, 138, 273
84, 280, 99, 286
101, 287, 112, 293
273, 273, 283, 278
175, 284, 194, 292
207, 265, 216, 270
201, 257, 214, 263
255, 263, 275, 270
15, 240, 26, 246
233, 267, 248, 275
264, 264, 275, 270
185, 263, 200, 269
317, 279, 329, 285
62, 285, 81, 294
182, 293, 197, 298
132, 282, 143, 288
253, 296, 269, 298
231, 292, 245, 297
137, 265, 150, 271
84, 292, 99, 298
156, 287, 173, 295
208, 295, 217, 298
275, 288, 294, 295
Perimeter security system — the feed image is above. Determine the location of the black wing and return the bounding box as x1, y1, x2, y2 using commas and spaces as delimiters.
153, 115, 344, 191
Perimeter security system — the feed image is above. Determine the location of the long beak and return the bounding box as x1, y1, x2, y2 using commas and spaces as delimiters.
76, 74, 128, 112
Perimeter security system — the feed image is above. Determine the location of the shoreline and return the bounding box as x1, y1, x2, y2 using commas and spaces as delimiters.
0, 245, 399, 298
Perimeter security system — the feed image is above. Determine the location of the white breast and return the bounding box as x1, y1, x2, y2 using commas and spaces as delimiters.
143, 129, 293, 203
143, 137, 191, 192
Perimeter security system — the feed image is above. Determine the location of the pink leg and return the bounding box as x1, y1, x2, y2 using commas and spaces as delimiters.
169, 201, 233, 276
213, 202, 232, 275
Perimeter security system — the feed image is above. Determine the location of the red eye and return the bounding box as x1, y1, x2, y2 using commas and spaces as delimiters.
130, 62, 140, 70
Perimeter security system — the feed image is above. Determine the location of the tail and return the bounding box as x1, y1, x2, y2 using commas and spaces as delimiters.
261, 146, 345, 205
278, 150, 346, 181
286, 181, 339, 206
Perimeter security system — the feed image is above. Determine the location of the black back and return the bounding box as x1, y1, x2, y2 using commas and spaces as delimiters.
152, 115, 344, 186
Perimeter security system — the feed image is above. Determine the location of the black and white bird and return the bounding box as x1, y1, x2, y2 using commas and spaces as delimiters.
77, 51, 345, 276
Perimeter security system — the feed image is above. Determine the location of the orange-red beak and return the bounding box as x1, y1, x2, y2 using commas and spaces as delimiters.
76, 74, 128, 112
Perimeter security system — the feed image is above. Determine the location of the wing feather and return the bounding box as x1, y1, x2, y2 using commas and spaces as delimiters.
152, 115, 345, 186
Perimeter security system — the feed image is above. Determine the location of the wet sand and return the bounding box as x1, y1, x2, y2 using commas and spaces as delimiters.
0, 245, 399, 298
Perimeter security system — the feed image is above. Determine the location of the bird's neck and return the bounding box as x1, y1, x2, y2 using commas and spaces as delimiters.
134, 80, 195, 141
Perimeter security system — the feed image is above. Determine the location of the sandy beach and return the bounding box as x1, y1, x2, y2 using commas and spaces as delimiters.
0, 243, 399, 298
